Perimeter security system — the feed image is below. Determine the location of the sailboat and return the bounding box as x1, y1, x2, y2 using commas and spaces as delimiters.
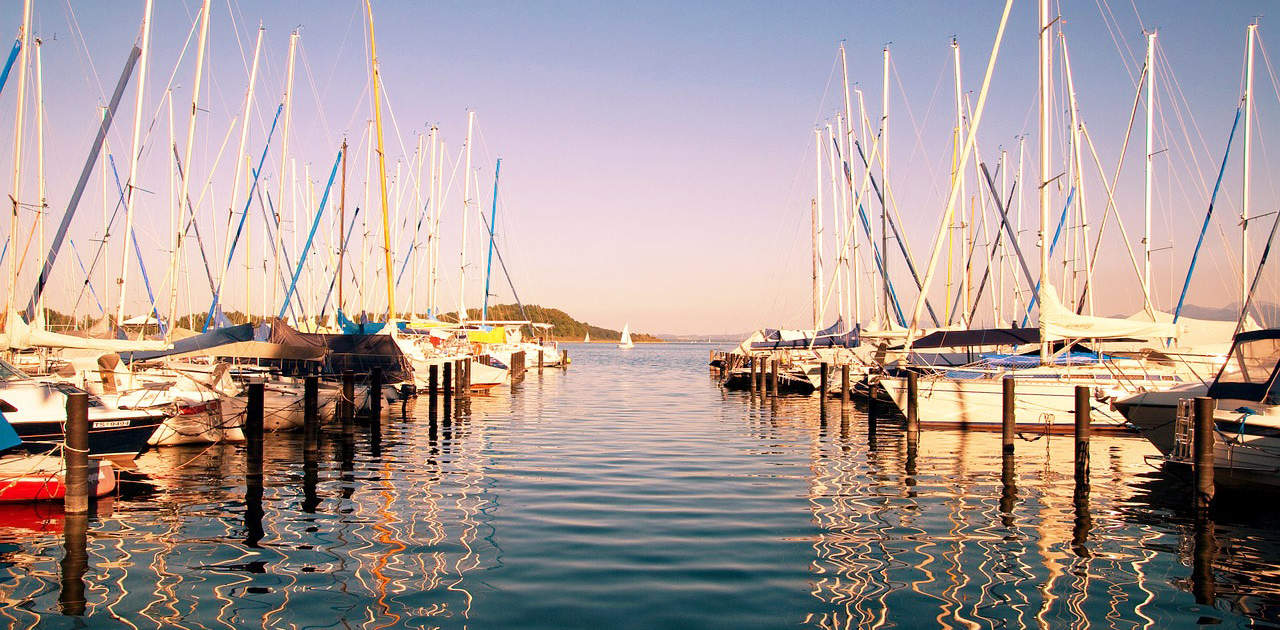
583, 330, 590, 343
617, 323, 634, 350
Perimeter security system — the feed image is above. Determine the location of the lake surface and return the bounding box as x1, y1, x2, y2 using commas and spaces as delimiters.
1, 343, 1277, 628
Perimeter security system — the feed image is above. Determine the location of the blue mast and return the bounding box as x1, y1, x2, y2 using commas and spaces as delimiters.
482, 158, 501, 320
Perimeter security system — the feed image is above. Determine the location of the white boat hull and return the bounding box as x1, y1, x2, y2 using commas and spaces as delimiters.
879, 375, 1134, 432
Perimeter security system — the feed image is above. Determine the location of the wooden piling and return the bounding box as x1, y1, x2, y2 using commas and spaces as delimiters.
246, 382, 265, 477
562, 349, 569, 370
819, 362, 828, 397
769, 359, 779, 397
748, 357, 757, 393
1002, 378, 1015, 455
442, 362, 453, 406
1194, 396, 1215, 511
1074, 385, 1090, 485
63, 392, 89, 515
303, 375, 319, 460
341, 370, 355, 439
906, 372, 920, 437
538, 349, 544, 373
840, 365, 850, 405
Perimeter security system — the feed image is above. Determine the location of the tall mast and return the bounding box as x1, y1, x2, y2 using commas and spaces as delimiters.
411, 133, 424, 318
459, 110, 475, 323
881, 46, 891, 327
5, 0, 28, 325
364, 1, 395, 321
114, 0, 154, 328
33, 37, 44, 327
101, 108, 111, 314
168, 0, 211, 338
827, 122, 845, 325
952, 38, 968, 327
338, 139, 347, 314
482, 158, 502, 320
1142, 30, 1156, 315
426, 126, 438, 316
1037, 0, 1052, 361
813, 128, 824, 329
811, 198, 820, 331
1242, 23, 1257, 315
361, 119, 372, 318
273, 30, 298, 320
217, 24, 262, 325
839, 43, 858, 326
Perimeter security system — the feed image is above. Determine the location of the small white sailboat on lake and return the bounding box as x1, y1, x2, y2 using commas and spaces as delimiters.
584, 330, 591, 343
618, 323, 634, 350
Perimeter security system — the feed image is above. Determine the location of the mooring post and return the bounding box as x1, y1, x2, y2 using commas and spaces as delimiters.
63, 392, 90, 515
429, 363, 439, 397
840, 365, 850, 405
1194, 396, 1215, 511
538, 349, 544, 373
1074, 385, 1091, 486
1002, 378, 1015, 455
303, 375, 319, 462
442, 361, 453, 409
341, 370, 355, 439
246, 382, 264, 476
460, 358, 471, 398
770, 359, 779, 397
562, 349, 569, 370
906, 372, 920, 436
748, 357, 757, 393
369, 367, 384, 443
819, 362, 828, 398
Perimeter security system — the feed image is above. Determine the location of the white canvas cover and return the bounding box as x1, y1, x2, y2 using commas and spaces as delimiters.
1039, 290, 1176, 341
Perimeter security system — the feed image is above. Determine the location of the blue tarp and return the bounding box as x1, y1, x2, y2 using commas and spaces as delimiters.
751, 320, 860, 350
121, 324, 256, 363
338, 310, 385, 335
0, 414, 21, 452
979, 351, 1111, 368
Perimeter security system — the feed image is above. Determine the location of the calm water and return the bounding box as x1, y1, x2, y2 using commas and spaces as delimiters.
1, 343, 1278, 628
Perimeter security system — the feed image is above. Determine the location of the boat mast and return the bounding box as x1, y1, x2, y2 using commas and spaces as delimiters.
482, 157, 502, 321
362, 119, 371, 319
114, 0, 153, 329
273, 30, 298, 321
338, 139, 347, 315
826, 122, 844, 326
364, 1, 395, 321
1242, 23, 1257, 316
459, 110, 475, 324
1142, 30, 1156, 316
881, 46, 891, 328
811, 199, 820, 332
5, 0, 28, 326
168, 0, 211, 338
952, 37, 967, 327
1037, 0, 1052, 362
33, 36, 44, 327
222, 25, 262, 325
813, 128, 824, 330
426, 126, 438, 316
839, 43, 859, 326
411, 133, 424, 318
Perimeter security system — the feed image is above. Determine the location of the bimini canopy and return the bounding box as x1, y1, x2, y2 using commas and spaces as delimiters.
1208, 328, 1280, 404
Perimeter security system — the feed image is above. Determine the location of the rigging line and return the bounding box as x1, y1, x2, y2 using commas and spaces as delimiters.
61, 0, 105, 103
890, 55, 947, 194
223, 0, 250, 76
70, 240, 104, 315
1090, 0, 1137, 84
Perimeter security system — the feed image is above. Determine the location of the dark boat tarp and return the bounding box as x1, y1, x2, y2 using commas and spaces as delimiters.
907, 327, 1040, 349
121, 323, 255, 363
751, 320, 860, 349
269, 318, 411, 382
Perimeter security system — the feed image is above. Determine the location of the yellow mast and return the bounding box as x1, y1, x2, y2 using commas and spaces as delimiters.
365, 0, 395, 320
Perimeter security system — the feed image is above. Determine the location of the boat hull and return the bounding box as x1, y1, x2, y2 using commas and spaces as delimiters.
878, 375, 1134, 433
0, 455, 116, 502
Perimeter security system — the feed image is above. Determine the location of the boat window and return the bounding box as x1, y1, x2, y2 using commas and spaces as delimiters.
0, 359, 29, 382
1220, 337, 1280, 385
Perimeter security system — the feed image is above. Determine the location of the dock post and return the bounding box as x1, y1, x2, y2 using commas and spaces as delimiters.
906, 372, 920, 438
770, 359, 779, 397
63, 392, 90, 515
1074, 386, 1090, 486
246, 382, 264, 476
562, 349, 569, 370
460, 359, 471, 398
819, 363, 828, 399
303, 375, 319, 461
442, 362, 453, 409
369, 367, 383, 441
840, 365, 850, 405
748, 357, 757, 393
1194, 396, 1215, 511
341, 370, 355, 440
538, 349, 544, 373
1002, 378, 1015, 455
515, 351, 525, 381
865, 374, 876, 423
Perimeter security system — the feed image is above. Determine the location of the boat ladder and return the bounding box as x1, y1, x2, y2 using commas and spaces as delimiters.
1170, 398, 1195, 464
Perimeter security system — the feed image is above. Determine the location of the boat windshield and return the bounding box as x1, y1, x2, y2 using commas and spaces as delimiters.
0, 359, 29, 382
1219, 337, 1280, 385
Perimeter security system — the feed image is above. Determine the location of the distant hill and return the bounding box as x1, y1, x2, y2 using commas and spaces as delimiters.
438, 304, 663, 342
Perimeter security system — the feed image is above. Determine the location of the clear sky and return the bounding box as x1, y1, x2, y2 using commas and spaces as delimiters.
0, 1, 1277, 336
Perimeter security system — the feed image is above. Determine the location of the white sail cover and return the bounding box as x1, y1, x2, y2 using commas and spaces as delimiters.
1039, 291, 1176, 341
0, 311, 169, 352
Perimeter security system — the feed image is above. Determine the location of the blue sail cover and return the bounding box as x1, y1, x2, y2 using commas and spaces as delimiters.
0, 413, 21, 452
751, 319, 860, 349
120, 324, 256, 363
338, 310, 385, 335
